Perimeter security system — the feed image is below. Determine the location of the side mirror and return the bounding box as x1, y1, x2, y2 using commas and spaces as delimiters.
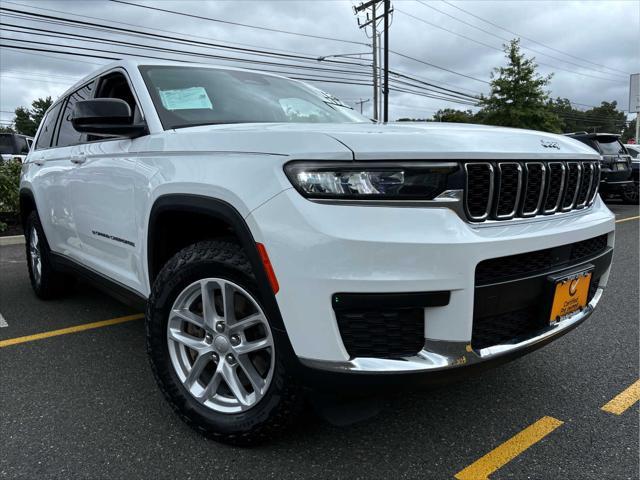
72, 99, 147, 138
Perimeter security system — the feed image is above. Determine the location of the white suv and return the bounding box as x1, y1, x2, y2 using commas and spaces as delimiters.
21, 60, 615, 444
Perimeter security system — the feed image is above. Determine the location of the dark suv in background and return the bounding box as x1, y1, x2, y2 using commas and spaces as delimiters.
0, 133, 32, 163
566, 132, 636, 204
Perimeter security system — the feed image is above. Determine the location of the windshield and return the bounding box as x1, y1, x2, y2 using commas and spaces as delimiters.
139, 65, 370, 129
0, 134, 16, 154
597, 138, 626, 155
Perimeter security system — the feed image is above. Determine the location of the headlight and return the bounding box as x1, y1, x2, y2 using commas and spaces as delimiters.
284, 161, 459, 201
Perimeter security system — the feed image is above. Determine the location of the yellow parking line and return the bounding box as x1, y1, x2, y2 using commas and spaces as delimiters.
601, 380, 640, 415
615, 215, 640, 223
0, 313, 144, 348
455, 416, 564, 480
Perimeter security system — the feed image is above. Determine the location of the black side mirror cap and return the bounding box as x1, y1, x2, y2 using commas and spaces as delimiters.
72, 99, 147, 138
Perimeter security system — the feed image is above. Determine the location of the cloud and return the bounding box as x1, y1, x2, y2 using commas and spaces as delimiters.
1, 0, 638, 121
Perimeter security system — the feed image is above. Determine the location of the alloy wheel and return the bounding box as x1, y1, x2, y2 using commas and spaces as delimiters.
29, 225, 41, 285
167, 278, 275, 413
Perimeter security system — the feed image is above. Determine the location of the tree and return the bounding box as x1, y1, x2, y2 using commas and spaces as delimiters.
433, 108, 476, 123
548, 98, 629, 134
12, 96, 53, 137
622, 118, 637, 143
478, 39, 561, 132
0, 125, 15, 133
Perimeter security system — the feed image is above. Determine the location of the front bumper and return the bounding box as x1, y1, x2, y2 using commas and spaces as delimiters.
247, 189, 615, 373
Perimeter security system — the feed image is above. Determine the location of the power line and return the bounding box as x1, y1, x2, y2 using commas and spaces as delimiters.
441, 0, 631, 77
416, 0, 627, 80
396, 8, 625, 83
0, 10, 481, 104
109, 0, 368, 46
390, 49, 490, 85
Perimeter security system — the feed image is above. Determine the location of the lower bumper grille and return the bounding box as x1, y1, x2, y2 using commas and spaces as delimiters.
476, 234, 608, 286
472, 278, 601, 351
335, 309, 425, 359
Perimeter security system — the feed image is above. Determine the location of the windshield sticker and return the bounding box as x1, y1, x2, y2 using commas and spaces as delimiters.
158, 87, 213, 110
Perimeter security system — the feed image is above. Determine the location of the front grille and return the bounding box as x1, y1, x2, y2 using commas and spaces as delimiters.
476, 234, 608, 286
335, 308, 424, 359
464, 160, 599, 222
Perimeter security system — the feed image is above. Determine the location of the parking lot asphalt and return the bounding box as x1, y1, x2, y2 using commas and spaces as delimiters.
1, 204, 638, 480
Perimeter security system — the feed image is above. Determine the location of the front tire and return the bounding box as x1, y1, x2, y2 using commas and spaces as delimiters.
146, 240, 301, 444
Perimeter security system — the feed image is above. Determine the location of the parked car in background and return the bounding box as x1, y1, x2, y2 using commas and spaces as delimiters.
0, 133, 33, 163
565, 132, 634, 203
623, 144, 639, 204
21, 60, 615, 444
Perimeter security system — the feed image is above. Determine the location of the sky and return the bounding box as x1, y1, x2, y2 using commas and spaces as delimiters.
1, 0, 639, 125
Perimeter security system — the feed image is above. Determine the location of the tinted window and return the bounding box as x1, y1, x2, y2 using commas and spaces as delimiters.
625, 146, 639, 158
16, 136, 29, 154
139, 65, 369, 130
56, 81, 95, 148
34, 102, 63, 150
0, 134, 15, 154
597, 139, 625, 155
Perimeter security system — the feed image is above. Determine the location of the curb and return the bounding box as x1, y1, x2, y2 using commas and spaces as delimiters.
0, 235, 25, 246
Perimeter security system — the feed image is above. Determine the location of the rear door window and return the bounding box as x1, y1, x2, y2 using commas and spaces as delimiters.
34, 102, 63, 150
0, 134, 15, 154
16, 136, 29, 154
56, 81, 95, 148
597, 138, 625, 155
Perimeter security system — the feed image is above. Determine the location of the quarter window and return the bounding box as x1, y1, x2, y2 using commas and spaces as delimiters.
56, 81, 95, 148
34, 102, 63, 150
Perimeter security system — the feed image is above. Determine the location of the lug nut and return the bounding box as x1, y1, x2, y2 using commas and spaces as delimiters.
226, 354, 236, 365
211, 352, 219, 362
205, 333, 213, 343
230, 335, 240, 346
215, 321, 225, 333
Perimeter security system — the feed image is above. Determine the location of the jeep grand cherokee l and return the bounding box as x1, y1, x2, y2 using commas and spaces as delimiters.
20, 60, 615, 444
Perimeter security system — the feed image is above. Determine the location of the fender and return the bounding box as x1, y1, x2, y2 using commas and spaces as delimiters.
147, 194, 290, 335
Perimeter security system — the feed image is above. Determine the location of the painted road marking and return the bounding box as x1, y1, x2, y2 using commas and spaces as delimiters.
601, 380, 640, 415
0, 313, 7, 328
0, 313, 144, 348
615, 215, 639, 223
455, 416, 564, 480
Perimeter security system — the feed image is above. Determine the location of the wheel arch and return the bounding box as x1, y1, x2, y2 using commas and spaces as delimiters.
19, 188, 37, 230
147, 194, 288, 334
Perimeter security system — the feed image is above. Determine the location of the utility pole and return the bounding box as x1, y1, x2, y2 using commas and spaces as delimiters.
383, 0, 389, 122
371, 1, 378, 121
354, 0, 391, 122
355, 98, 370, 114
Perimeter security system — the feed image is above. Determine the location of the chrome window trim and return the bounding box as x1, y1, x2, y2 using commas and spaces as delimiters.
494, 162, 522, 220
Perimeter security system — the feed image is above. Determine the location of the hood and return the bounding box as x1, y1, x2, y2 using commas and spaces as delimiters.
168, 122, 599, 160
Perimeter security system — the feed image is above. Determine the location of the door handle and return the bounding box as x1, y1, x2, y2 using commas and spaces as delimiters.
70, 154, 87, 165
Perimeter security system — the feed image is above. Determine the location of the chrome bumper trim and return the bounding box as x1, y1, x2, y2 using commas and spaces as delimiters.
299, 288, 603, 374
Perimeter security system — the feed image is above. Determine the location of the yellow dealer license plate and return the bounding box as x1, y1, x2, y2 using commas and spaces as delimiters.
550, 271, 592, 322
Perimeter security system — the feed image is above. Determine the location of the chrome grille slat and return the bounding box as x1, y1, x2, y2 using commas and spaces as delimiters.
542, 162, 565, 214
521, 162, 545, 217
463, 160, 599, 223
494, 162, 522, 220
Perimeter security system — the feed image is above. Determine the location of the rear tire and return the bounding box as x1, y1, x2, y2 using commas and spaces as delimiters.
146, 240, 302, 445
25, 211, 74, 299
621, 182, 639, 204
